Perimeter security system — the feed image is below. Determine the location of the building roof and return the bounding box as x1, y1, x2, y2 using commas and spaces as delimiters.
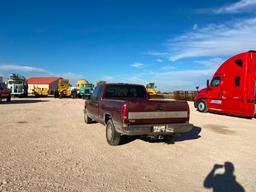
27, 77, 60, 84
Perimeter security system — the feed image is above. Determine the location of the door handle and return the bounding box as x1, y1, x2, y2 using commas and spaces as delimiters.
218, 93, 220, 97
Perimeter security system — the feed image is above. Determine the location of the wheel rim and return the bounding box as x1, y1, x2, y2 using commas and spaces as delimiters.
107, 124, 113, 141
198, 102, 205, 111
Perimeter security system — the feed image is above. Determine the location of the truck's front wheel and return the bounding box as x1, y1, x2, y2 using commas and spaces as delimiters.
106, 120, 121, 146
7, 95, 11, 102
197, 100, 208, 113
84, 109, 93, 124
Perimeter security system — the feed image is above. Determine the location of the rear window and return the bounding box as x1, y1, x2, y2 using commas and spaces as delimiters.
105, 85, 147, 98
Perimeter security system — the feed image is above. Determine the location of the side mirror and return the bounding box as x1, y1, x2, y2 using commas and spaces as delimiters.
207, 80, 210, 88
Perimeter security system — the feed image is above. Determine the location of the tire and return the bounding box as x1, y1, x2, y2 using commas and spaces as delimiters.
0, 96, 2, 104
84, 109, 93, 124
72, 91, 77, 99
197, 99, 208, 113
7, 95, 11, 102
59, 92, 64, 98
54, 91, 59, 98
106, 120, 121, 146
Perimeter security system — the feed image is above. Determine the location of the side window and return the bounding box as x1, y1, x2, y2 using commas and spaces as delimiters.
96, 86, 104, 99
235, 59, 243, 67
91, 86, 99, 100
235, 77, 240, 87
211, 76, 221, 87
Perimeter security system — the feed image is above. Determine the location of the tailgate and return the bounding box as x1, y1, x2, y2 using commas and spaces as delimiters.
127, 99, 189, 124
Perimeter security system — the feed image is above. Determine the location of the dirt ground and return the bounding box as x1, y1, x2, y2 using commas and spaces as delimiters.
0, 97, 255, 192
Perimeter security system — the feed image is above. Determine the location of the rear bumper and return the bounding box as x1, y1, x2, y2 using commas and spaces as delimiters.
122, 123, 194, 136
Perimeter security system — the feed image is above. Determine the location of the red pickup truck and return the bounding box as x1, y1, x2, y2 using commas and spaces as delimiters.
0, 82, 11, 103
84, 83, 193, 145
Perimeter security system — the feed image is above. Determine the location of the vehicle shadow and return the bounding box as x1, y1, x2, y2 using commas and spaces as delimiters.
120, 126, 202, 145
1, 99, 49, 104
204, 162, 245, 192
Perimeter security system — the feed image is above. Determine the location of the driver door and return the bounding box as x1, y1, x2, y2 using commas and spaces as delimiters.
207, 75, 225, 112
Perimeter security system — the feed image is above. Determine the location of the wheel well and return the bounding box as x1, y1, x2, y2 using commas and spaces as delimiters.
105, 114, 112, 124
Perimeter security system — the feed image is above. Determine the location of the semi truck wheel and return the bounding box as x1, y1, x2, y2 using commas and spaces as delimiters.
197, 100, 208, 113
106, 120, 121, 146
84, 109, 93, 124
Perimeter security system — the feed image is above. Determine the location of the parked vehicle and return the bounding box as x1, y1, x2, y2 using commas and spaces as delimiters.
0, 82, 11, 103
71, 79, 94, 99
7, 74, 28, 97
84, 83, 193, 145
146, 82, 158, 95
54, 78, 72, 98
194, 51, 256, 118
32, 87, 49, 97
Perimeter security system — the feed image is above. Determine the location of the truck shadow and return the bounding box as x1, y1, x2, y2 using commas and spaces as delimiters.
1, 100, 49, 104
120, 126, 202, 145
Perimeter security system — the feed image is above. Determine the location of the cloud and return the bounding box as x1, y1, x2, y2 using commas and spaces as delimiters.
0, 64, 50, 74
194, 57, 225, 67
167, 17, 256, 61
131, 62, 144, 68
156, 58, 163, 63
193, 24, 198, 30
213, 0, 256, 14
101, 75, 114, 81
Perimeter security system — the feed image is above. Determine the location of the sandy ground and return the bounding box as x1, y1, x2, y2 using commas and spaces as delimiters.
0, 97, 255, 192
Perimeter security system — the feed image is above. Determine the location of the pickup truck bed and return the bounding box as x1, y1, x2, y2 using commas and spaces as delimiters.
84, 83, 193, 145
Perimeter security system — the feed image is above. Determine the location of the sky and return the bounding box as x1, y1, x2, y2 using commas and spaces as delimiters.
0, 0, 256, 91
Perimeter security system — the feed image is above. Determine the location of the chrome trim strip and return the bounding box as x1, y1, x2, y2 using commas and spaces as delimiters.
128, 111, 188, 119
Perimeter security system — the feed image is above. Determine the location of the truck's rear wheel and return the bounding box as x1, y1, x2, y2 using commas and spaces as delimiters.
106, 120, 121, 146
7, 95, 11, 102
197, 100, 208, 113
84, 109, 93, 124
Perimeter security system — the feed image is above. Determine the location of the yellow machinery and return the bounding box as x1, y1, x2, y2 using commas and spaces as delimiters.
146, 82, 158, 95
54, 78, 72, 98
76, 79, 89, 89
32, 87, 49, 97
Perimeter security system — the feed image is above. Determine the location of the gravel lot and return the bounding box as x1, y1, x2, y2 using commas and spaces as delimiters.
0, 97, 255, 192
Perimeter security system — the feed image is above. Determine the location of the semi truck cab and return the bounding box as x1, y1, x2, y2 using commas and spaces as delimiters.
195, 51, 256, 118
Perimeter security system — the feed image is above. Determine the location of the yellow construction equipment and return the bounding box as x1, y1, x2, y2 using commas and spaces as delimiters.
146, 82, 158, 95
146, 83, 164, 99
32, 87, 49, 97
54, 78, 72, 98
76, 79, 89, 90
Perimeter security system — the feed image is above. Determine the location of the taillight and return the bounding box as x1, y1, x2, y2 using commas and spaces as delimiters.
121, 103, 129, 121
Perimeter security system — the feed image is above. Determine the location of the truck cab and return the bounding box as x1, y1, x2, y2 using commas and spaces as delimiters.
195, 51, 256, 118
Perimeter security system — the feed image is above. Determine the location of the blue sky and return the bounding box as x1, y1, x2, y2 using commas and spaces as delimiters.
0, 0, 256, 91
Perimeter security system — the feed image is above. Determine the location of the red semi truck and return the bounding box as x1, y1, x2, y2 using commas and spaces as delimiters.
194, 51, 256, 118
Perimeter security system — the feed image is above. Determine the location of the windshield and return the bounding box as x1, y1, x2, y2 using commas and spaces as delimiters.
85, 84, 93, 88
105, 85, 147, 98
146, 83, 155, 89
8, 80, 23, 84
